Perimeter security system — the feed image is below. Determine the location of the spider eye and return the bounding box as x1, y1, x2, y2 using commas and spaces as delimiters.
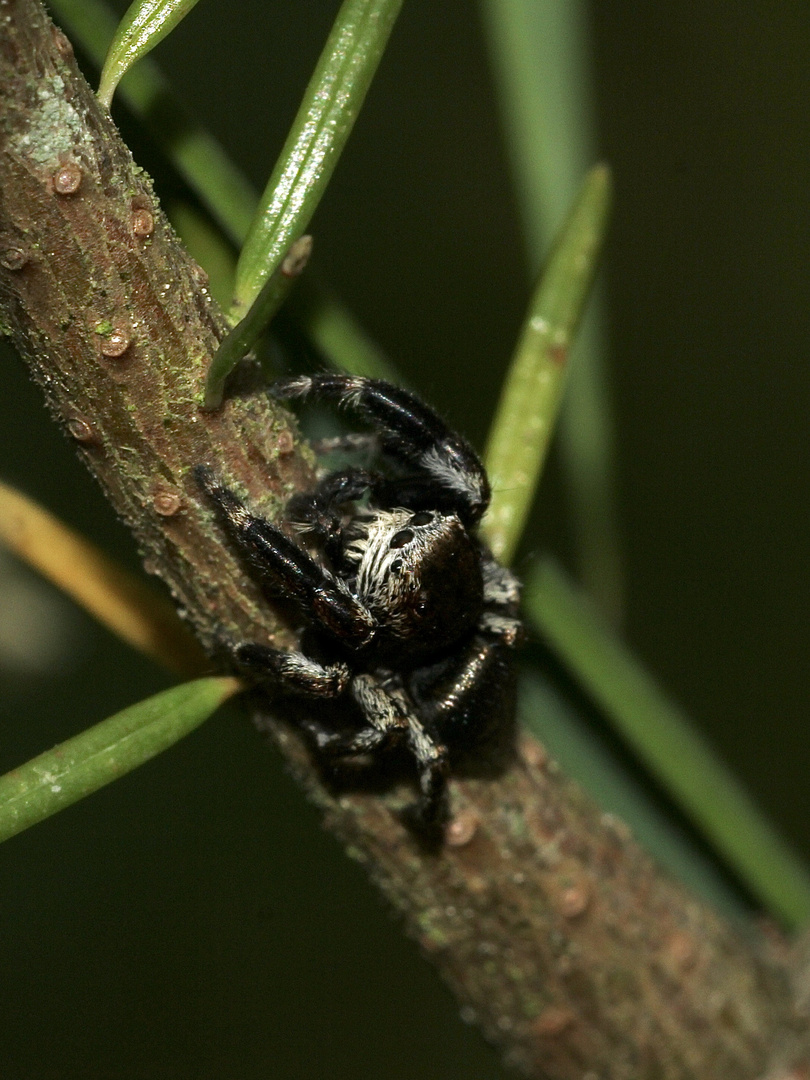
410, 511, 433, 527
390, 528, 414, 548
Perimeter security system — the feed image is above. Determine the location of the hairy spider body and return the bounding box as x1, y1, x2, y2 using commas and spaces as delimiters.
196, 375, 521, 830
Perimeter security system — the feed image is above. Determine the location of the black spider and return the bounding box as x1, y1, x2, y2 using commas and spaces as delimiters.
196, 374, 522, 832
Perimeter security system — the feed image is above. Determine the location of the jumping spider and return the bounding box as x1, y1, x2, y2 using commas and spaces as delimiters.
196, 374, 521, 831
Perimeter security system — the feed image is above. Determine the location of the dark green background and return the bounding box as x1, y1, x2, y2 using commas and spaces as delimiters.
2, 2, 809, 1077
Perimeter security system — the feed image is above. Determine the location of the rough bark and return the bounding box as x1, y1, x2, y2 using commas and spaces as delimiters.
1, 1, 808, 1076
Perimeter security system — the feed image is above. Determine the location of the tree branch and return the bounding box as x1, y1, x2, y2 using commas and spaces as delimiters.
0, 2, 807, 1076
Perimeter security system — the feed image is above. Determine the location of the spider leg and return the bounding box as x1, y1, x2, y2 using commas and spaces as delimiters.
290, 468, 377, 509
235, 642, 350, 696
403, 713, 450, 826
270, 374, 490, 525
302, 674, 407, 754
353, 676, 449, 826
412, 635, 516, 731
409, 562, 522, 766
307, 674, 450, 827
195, 466, 376, 649
310, 432, 380, 458
479, 555, 523, 647
285, 467, 380, 562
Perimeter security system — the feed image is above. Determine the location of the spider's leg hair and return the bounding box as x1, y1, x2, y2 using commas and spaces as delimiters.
303, 672, 409, 757
350, 674, 449, 826
235, 643, 350, 696
479, 555, 523, 647
303, 721, 391, 756
350, 673, 411, 737
194, 465, 376, 649
271, 375, 490, 525
404, 713, 450, 826
310, 432, 380, 458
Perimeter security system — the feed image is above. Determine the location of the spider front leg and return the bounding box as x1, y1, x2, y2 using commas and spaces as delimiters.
194, 466, 377, 649
270, 374, 490, 525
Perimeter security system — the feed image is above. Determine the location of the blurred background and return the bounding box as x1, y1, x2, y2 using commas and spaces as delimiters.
2, 2, 809, 1076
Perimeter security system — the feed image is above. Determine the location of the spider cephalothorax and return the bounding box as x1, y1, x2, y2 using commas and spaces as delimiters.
345, 506, 485, 658
196, 374, 521, 831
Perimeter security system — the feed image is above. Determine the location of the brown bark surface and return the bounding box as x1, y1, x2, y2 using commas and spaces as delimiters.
1, 1, 808, 1076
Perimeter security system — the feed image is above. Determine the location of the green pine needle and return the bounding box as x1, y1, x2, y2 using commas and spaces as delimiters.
0, 677, 241, 843
204, 236, 313, 410
50, 0, 396, 383
98, 0, 203, 110
483, 164, 611, 565
230, 0, 404, 320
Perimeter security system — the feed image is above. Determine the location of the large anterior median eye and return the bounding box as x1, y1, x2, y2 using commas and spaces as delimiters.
390, 529, 414, 548
410, 511, 433, 527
